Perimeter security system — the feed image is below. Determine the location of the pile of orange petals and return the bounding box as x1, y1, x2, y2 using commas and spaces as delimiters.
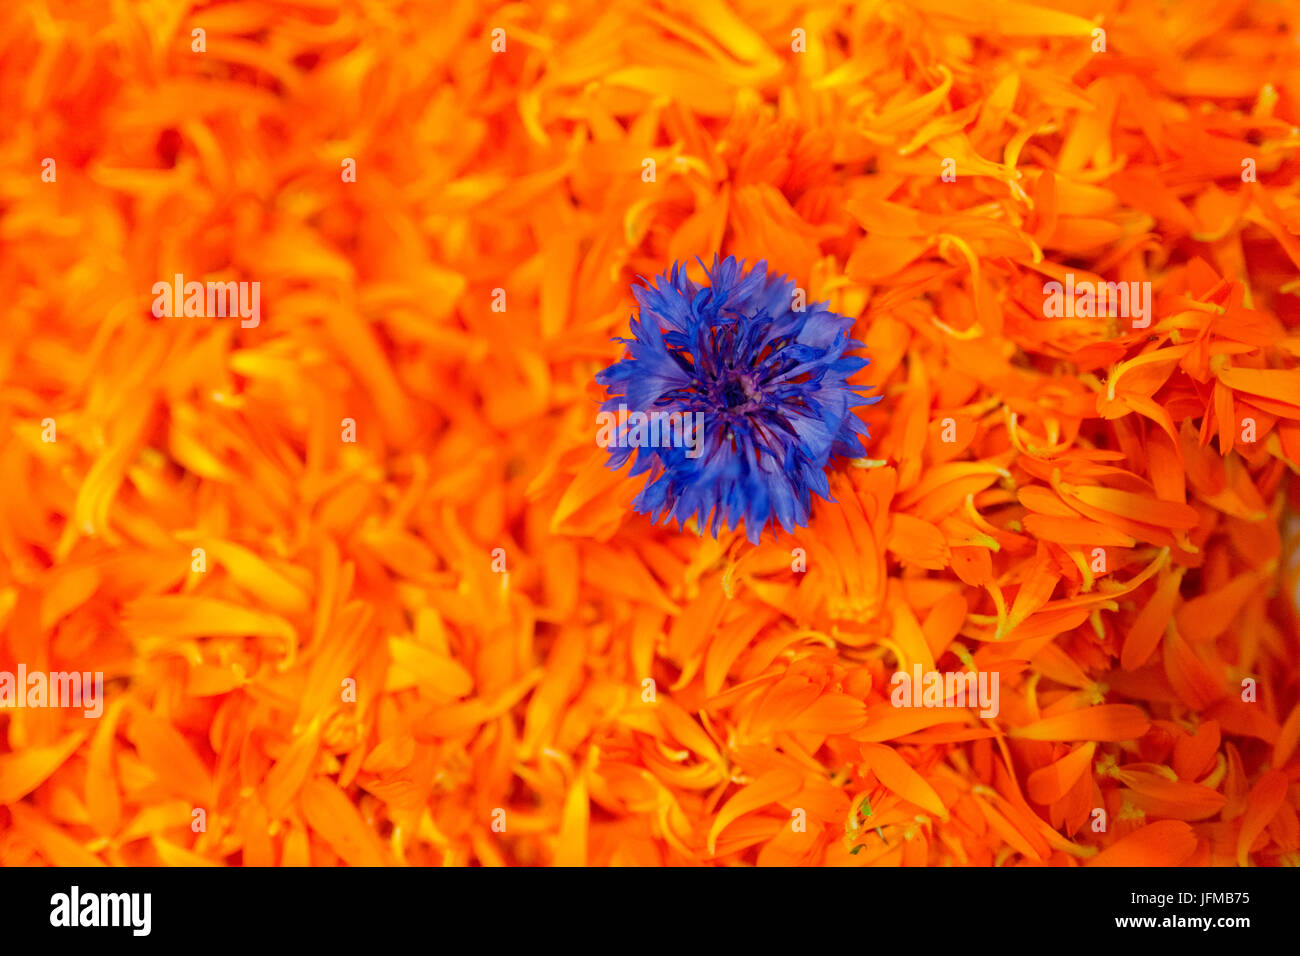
2, 0, 1300, 866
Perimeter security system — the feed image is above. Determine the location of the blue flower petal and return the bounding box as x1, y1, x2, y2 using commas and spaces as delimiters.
596, 256, 877, 542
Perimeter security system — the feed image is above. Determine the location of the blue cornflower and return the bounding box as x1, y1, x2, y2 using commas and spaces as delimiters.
595, 256, 879, 544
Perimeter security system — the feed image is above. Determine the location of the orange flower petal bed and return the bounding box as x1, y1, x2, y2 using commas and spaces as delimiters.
2, 0, 1300, 867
